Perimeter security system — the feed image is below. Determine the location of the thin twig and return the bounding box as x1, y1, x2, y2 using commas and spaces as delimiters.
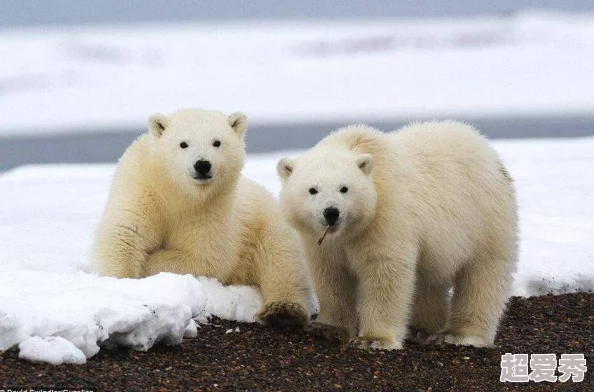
318, 225, 330, 245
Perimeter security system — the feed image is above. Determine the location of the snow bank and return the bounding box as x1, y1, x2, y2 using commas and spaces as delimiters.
0, 138, 593, 364
1, 10, 593, 137
0, 271, 262, 364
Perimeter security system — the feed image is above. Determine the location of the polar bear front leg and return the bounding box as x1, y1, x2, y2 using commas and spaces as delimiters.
254, 229, 312, 327
91, 210, 161, 279
303, 246, 358, 344
353, 248, 417, 350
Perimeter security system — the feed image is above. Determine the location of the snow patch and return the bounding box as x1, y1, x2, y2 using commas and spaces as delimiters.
19, 336, 86, 365
0, 271, 262, 364
197, 276, 263, 323
184, 319, 198, 338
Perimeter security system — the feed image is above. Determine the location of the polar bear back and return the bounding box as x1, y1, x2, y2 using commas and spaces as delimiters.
319, 121, 517, 279
393, 121, 517, 271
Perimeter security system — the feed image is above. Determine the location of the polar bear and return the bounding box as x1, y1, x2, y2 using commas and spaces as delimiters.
90, 109, 311, 326
277, 121, 518, 349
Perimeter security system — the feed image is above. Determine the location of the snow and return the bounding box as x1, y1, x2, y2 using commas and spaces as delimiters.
494, 138, 594, 296
0, 271, 262, 364
19, 336, 86, 365
184, 319, 198, 338
196, 276, 263, 323
0, 138, 592, 364
1, 10, 594, 137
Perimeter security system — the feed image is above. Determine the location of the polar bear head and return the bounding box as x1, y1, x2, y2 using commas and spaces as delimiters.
148, 109, 247, 196
277, 146, 378, 240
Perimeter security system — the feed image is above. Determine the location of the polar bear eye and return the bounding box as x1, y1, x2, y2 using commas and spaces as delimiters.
309, 188, 318, 195
340, 186, 349, 193
213, 140, 221, 147
180, 142, 188, 149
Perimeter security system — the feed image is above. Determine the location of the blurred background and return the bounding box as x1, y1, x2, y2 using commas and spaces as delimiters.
1, 0, 593, 170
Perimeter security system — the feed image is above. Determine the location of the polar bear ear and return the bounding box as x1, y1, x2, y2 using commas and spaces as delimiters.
148, 113, 170, 137
228, 112, 248, 137
277, 158, 295, 181
356, 154, 374, 175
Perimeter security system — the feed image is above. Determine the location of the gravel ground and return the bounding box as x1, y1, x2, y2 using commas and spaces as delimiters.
1, 292, 592, 391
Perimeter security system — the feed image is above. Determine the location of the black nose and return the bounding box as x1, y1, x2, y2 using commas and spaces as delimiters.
323, 207, 340, 226
194, 160, 212, 175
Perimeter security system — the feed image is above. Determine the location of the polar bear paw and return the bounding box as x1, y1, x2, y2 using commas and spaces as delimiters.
257, 301, 309, 326
423, 332, 492, 347
350, 336, 402, 351
408, 327, 433, 344
303, 321, 351, 344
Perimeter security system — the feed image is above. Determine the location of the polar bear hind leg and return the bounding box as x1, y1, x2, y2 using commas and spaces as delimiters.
427, 235, 516, 347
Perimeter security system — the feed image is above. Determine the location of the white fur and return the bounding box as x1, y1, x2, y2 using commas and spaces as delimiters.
91, 109, 312, 324
278, 121, 518, 349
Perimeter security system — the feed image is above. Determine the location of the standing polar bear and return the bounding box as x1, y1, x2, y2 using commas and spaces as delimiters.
277, 121, 518, 349
91, 109, 311, 326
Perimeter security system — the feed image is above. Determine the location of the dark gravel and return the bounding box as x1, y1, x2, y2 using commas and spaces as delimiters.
1, 292, 592, 391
